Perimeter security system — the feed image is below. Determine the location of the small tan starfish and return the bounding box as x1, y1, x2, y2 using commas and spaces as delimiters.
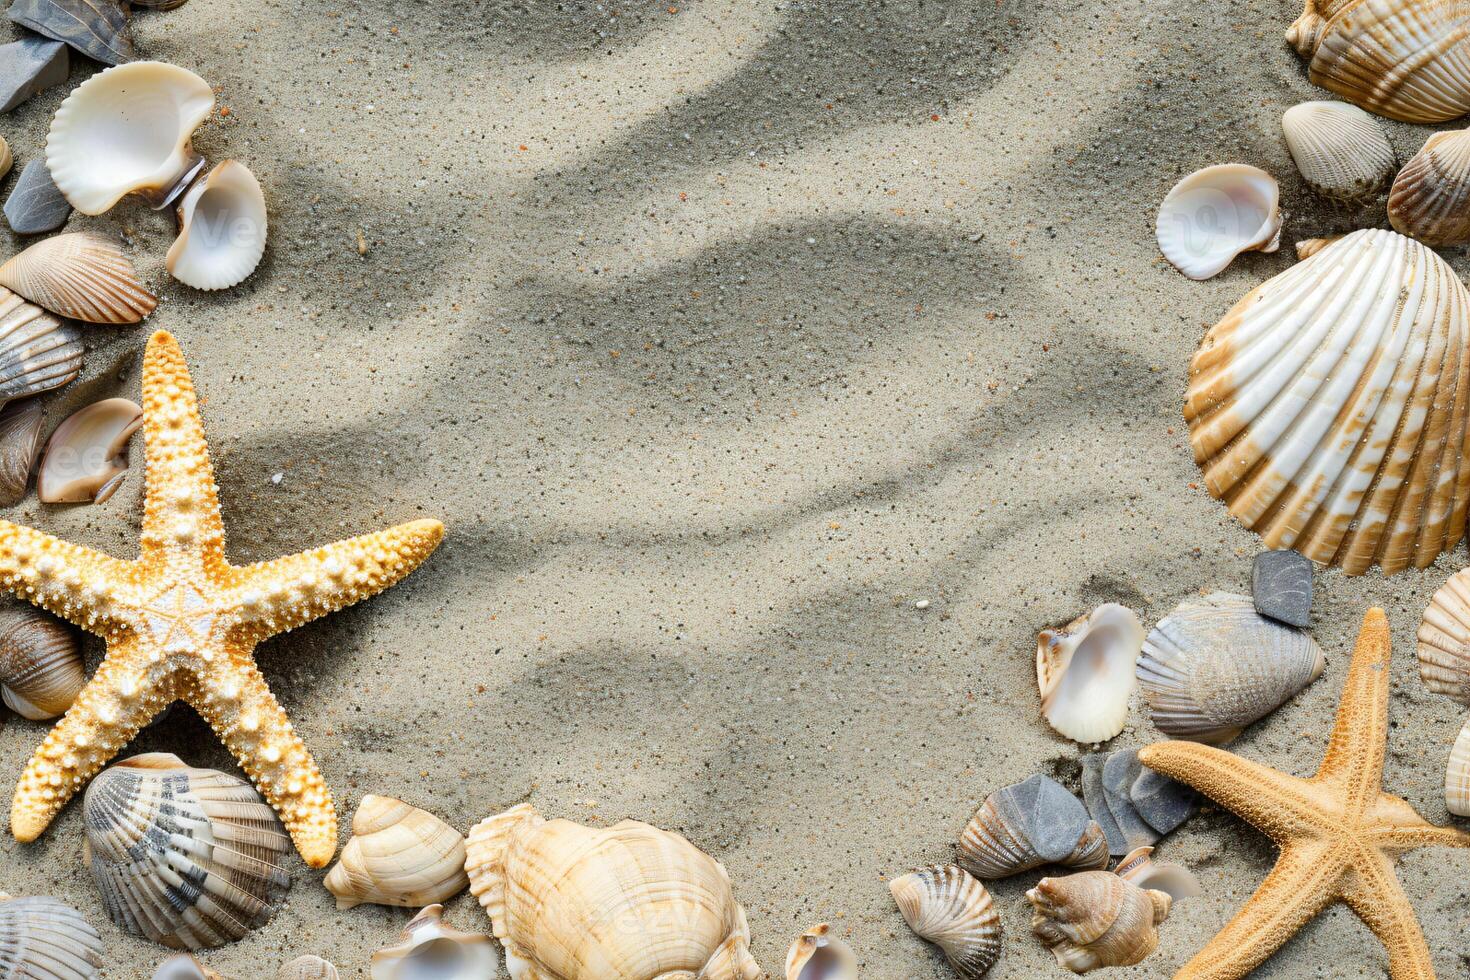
0, 331, 443, 867
1139, 608, 1470, 979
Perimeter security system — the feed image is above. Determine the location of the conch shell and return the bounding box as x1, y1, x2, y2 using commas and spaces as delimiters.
1389, 128, 1470, 245
369, 904, 497, 980
1156, 164, 1280, 280
786, 924, 856, 980
1281, 100, 1395, 202
890, 864, 1001, 979
324, 794, 468, 910
1026, 869, 1171, 973
0, 232, 156, 324
0, 601, 84, 719
958, 774, 1109, 879
1037, 604, 1144, 743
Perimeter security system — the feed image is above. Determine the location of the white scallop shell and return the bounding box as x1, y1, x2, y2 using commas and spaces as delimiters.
1186, 229, 1470, 575
166, 160, 267, 291
0, 895, 104, 979
1417, 567, 1470, 703
1037, 604, 1144, 743
37, 398, 142, 504
890, 865, 1001, 979
323, 794, 468, 910
1281, 101, 1395, 202
369, 905, 497, 980
1156, 165, 1281, 280
786, 924, 857, 980
1389, 128, 1470, 246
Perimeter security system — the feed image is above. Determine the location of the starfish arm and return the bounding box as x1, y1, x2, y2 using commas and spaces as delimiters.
225, 520, 445, 641
1138, 741, 1325, 842
11, 639, 176, 842
1341, 851, 1439, 980
1366, 793, 1470, 853
0, 520, 134, 631
1317, 608, 1392, 808
185, 658, 338, 867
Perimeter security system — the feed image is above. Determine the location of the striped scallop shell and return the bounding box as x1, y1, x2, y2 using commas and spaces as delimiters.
0, 602, 84, 719
1446, 716, 1470, 816
890, 865, 1001, 979
0, 288, 82, 407
83, 753, 292, 950
324, 795, 468, 910
1281, 101, 1395, 202
1389, 129, 1470, 245
958, 775, 1109, 880
0, 895, 104, 979
1186, 229, 1470, 576
1288, 0, 1470, 123
0, 398, 43, 506
1417, 567, 1470, 703
0, 233, 156, 324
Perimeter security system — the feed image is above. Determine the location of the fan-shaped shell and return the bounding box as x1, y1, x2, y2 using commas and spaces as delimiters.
464, 803, 761, 980
324, 794, 468, 910
1389, 128, 1470, 245
0, 288, 82, 407
37, 398, 142, 505
1287, 0, 1470, 123
83, 753, 292, 950
786, 924, 856, 980
0, 398, 43, 506
0, 602, 82, 719
166, 160, 267, 291
369, 905, 497, 980
1418, 567, 1470, 702
1156, 165, 1281, 280
1281, 101, 1395, 202
1446, 716, 1470, 816
277, 957, 339, 980
1186, 229, 1470, 576
958, 774, 1109, 879
1037, 604, 1144, 743
0, 895, 104, 979
1026, 870, 1171, 974
1137, 592, 1325, 744
890, 865, 1001, 979
0, 232, 156, 324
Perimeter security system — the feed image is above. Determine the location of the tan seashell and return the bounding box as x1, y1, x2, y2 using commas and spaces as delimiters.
1037, 604, 1143, 743
1446, 716, 1470, 816
369, 904, 497, 980
890, 864, 1001, 979
0, 602, 83, 719
1111, 846, 1202, 902
0, 894, 105, 979
1026, 870, 1171, 974
1418, 567, 1470, 703
84, 753, 292, 950
1293, 236, 1341, 260
1288, 0, 1470, 123
464, 803, 761, 980
37, 397, 142, 504
1389, 128, 1470, 245
0, 136, 11, 183
1156, 165, 1281, 280
1281, 101, 1395, 202
0, 397, 43, 506
166, 160, 268, 291
1187, 229, 1470, 576
958, 774, 1109, 880
786, 924, 857, 980
0, 288, 83, 408
152, 954, 226, 980
0, 232, 156, 324
324, 794, 469, 910
276, 956, 339, 980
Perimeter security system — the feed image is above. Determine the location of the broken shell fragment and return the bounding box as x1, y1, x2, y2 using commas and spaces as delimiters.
369, 904, 497, 980
1293, 236, 1340, 260
1156, 164, 1281, 280
1418, 568, 1470, 704
1026, 869, 1171, 974
0, 894, 105, 979
166, 160, 268, 290
0, 232, 157, 324
0, 398, 44, 506
1389, 128, 1470, 246
890, 865, 1001, 979
324, 794, 469, 910
1112, 846, 1201, 902
277, 956, 339, 980
1281, 101, 1395, 202
1037, 604, 1144, 743
3, 159, 71, 235
959, 774, 1109, 879
0, 603, 83, 719
0, 289, 83, 407
37, 398, 142, 504
786, 924, 857, 980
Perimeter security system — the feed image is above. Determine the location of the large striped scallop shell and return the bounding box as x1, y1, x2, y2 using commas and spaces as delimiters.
890, 865, 1001, 979
0, 895, 104, 979
324, 794, 468, 910
83, 753, 292, 950
1287, 0, 1470, 123
1186, 229, 1470, 576
0, 232, 156, 324
1281, 101, 1396, 202
958, 775, 1109, 880
1389, 128, 1470, 245
464, 804, 762, 980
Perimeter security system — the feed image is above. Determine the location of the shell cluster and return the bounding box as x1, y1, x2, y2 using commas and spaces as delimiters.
1037, 604, 1144, 744
325, 795, 468, 910
890, 864, 1001, 979
959, 774, 1108, 879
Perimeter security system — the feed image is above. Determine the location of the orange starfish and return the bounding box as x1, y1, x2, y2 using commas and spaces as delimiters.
0, 331, 443, 867
1140, 608, 1470, 979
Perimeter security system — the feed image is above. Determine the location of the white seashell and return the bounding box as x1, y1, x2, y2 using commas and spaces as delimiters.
1288, 0, 1470, 123
0, 397, 43, 506
1418, 567, 1470, 703
1111, 846, 1202, 902
37, 397, 142, 504
1137, 592, 1325, 744
324, 794, 468, 910
1156, 165, 1281, 280
0, 602, 83, 719
166, 160, 267, 291
46, 61, 213, 215
152, 954, 225, 980
0, 894, 104, 979
1389, 128, 1470, 245
276, 956, 339, 980
890, 865, 1001, 979
0, 232, 156, 324
1281, 101, 1395, 202
0, 288, 83, 407
1186, 229, 1470, 576
369, 904, 497, 980
1037, 604, 1144, 743
84, 753, 292, 950
1026, 870, 1172, 974
1446, 716, 1470, 817
464, 803, 761, 980
786, 924, 857, 980
958, 774, 1109, 879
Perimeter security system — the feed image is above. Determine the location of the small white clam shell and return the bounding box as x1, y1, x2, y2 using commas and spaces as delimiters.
786, 924, 857, 980
1037, 604, 1144, 744
37, 398, 142, 504
323, 794, 468, 910
1281, 101, 1395, 202
1418, 568, 1470, 704
166, 160, 267, 291
369, 904, 497, 980
890, 865, 1001, 979
1156, 164, 1281, 280
0, 232, 157, 324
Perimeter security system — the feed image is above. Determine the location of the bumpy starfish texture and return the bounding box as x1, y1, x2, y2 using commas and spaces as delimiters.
1139, 608, 1470, 979
0, 331, 443, 867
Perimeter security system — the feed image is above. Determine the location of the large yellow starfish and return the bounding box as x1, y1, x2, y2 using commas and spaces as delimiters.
0, 331, 443, 867
1139, 608, 1470, 979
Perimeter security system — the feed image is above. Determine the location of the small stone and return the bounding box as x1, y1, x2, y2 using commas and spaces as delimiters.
1080, 752, 1128, 856
1130, 763, 1197, 835
1252, 549, 1314, 628
4, 159, 70, 234
992, 773, 1091, 864
914, 599, 929, 610
1102, 749, 1160, 855
0, 35, 67, 112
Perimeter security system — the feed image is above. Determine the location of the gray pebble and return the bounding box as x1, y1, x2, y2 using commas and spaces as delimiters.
1080, 752, 1128, 856
5, 159, 70, 234
1130, 763, 1196, 835
992, 773, 1092, 863
1251, 549, 1313, 628
0, 35, 67, 113
1102, 749, 1160, 855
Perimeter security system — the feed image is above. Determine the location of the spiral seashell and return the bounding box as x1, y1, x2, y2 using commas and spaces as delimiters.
464, 803, 762, 980
958, 774, 1109, 879
0, 397, 43, 506
1287, 0, 1470, 123
0, 602, 83, 719
1389, 128, 1470, 245
277, 956, 339, 980
37, 398, 142, 505
0, 894, 104, 979
1137, 592, 1326, 744
83, 753, 292, 950
1417, 567, 1470, 703
1037, 604, 1143, 743
369, 904, 497, 980
1156, 165, 1281, 280
1026, 870, 1172, 974
0, 232, 156, 324
1186, 229, 1470, 576
324, 794, 468, 910
1281, 101, 1395, 202
166, 160, 268, 291
0, 288, 82, 408
1112, 846, 1202, 902
890, 865, 1001, 979
786, 924, 857, 980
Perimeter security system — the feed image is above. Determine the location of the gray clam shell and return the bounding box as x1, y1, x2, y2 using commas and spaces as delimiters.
0, 895, 104, 979
7, 0, 134, 67
0, 289, 82, 407
958, 774, 1109, 879
0, 398, 43, 506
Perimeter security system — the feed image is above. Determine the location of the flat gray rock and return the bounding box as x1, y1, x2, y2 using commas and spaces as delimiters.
1080, 752, 1128, 856
7, 0, 134, 67
1130, 762, 1196, 835
1101, 748, 1159, 854
1252, 549, 1313, 628
993, 773, 1092, 863
0, 35, 67, 112
5, 159, 70, 234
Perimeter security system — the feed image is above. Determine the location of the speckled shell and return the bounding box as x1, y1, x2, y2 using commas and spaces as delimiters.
369, 905, 496, 980
1186, 229, 1470, 575
1037, 604, 1144, 743
0, 398, 44, 506
0, 288, 82, 408
1416, 567, 1470, 703
1282, 101, 1396, 201
1026, 870, 1171, 974
958, 775, 1109, 880
0, 895, 104, 979
0, 232, 156, 324
1156, 165, 1281, 280
83, 753, 292, 950
276, 957, 339, 980
890, 865, 1001, 979
324, 795, 468, 910
1389, 128, 1470, 245
786, 924, 856, 980
464, 804, 761, 980
0, 602, 83, 719
1137, 592, 1325, 744
1287, 0, 1470, 122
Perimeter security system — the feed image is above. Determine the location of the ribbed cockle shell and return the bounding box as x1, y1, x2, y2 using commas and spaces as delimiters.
890, 865, 1001, 979
958, 774, 1109, 879
0, 894, 104, 979
1389, 128, 1470, 246
0, 601, 84, 719
0, 232, 156, 324
1281, 101, 1395, 202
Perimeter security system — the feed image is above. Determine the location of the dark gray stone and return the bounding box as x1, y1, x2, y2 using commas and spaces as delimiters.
5, 159, 70, 234
1130, 763, 1196, 835
0, 35, 67, 112
1080, 752, 1128, 856
1252, 549, 1313, 628
1101, 749, 1159, 855
992, 773, 1091, 863
7, 0, 134, 67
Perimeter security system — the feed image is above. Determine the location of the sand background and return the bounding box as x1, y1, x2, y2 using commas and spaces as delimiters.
0, 0, 1466, 976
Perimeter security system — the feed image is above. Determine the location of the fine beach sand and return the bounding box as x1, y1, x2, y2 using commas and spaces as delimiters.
0, 0, 1467, 976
